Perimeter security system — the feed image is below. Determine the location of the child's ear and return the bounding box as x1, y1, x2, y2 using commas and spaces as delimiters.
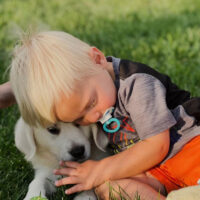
89, 47, 107, 67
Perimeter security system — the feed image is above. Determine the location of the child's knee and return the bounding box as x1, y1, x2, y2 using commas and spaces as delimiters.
95, 181, 111, 200
95, 179, 136, 200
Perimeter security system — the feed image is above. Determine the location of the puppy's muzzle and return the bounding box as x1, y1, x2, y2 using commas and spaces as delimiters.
69, 145, 86, 161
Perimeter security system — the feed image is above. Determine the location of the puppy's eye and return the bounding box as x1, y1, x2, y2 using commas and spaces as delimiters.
74, 123, 80, 128
47, 126, 60, 135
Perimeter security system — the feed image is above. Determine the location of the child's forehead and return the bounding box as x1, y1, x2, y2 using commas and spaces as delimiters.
54, 93, 82, 122
55, 83, 93, 121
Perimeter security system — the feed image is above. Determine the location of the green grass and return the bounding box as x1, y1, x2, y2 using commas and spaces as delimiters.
107, 182, 162, 200
0, 0, 200, 199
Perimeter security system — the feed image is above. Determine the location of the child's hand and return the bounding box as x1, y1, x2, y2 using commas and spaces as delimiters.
54, 160, 106, 195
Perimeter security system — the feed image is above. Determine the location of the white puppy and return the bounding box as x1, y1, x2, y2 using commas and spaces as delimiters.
14, 117, 110, 200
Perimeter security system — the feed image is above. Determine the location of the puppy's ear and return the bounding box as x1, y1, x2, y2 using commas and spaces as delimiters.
91, 124, 109, 152
14, 117, 36, 161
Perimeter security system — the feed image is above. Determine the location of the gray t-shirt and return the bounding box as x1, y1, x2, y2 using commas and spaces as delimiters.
105, 56, 200, 163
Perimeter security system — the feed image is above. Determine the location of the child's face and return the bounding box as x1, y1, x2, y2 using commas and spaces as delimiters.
55, 68, 116, 125
54, 47, 116, 125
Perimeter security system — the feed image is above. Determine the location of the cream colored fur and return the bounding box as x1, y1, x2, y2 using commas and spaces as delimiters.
14, 118, 110, 200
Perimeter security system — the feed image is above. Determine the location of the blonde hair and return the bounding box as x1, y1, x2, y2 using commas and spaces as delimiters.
10, 31, 100, 127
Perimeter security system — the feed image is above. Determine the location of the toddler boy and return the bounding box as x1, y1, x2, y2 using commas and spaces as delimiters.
2, 30, 200, 199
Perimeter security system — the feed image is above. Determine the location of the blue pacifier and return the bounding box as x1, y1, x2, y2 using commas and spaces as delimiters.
98, 107, 120, 133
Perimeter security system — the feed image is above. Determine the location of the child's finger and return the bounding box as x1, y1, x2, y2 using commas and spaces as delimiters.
53, 168, 75, 176
55, 176, 79, 187
60, 160, 80, 168
65, 184, 85, 195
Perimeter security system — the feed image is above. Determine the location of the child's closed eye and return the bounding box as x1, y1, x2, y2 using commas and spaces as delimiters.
87, 98, 96, 110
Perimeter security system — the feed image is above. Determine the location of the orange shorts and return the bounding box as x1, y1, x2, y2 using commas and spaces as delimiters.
148, 135, 200, 193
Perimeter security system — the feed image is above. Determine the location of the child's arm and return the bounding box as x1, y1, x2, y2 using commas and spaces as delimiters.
54, 129, 170, 194
0, 82, 16, 108
101, 129, 169, 180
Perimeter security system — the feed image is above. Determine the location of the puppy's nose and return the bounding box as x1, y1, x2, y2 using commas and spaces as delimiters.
69, 145, 85, 159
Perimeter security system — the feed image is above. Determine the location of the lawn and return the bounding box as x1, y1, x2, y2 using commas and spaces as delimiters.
0, 0, 200, 199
